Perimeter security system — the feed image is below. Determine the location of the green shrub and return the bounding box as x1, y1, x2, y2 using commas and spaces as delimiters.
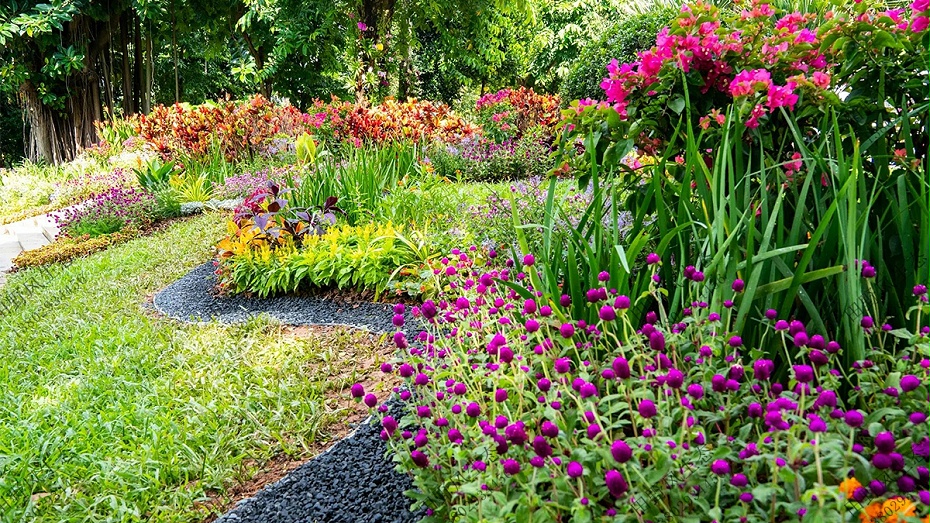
559, 6, 678, 103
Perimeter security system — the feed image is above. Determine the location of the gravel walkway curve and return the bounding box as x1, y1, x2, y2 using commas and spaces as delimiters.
153, 261, 411, 333
216, 408, 421, 523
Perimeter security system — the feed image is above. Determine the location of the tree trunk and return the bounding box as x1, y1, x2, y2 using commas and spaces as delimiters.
21, 83, 78, 164
121, 11, 134, 115
133, 13, 143, 114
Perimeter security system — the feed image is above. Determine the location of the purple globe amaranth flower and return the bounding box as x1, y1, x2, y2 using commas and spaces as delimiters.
826, 340, 841, 353
537, 378, 551, 392
711, 374, 727, 393
897, 475, 916, 492
505, 423, 528, 445
872, 453, 893, 470
532, 435, 552, 457
852, 487, 868, 502
732, 278, 745, 292
559, 323, 575, 338
567, 461, 584, 478
599, 305, 616, 321
494, 388, 508, 403
638, 400, 657, 418
522, 254, 535, 266
541, 420, 560, 438
870, 480, 886, 496
605, 470, 628, 498
900, 374, 921, 392
610, 440, 633, 463
875, 432, 896, 453
844, 410, 864, 428
793, 331, 809, 347
739, 492, 754, 503
502, 458, 521, 475
448, 428, 463, 444
711, 460, 730, 475
586, 423, 602, 439
808, 415, 827, 433
861, 316, 874, 329
753, 360, 774, 380
728, 336, 743, 348
417, 405, 432, 418
453, 382, 467, 395
914, 489, 930, 506
495, 415, 509, 429
731, 473, 748, 487
364, 393, 378, 408
465, 402, 481, 417
910, 412, 927, 424
646, 252, 660, 264
666, 369, 684, 388
793, 365, 815, 383
392, 314, 405, 327
410, 450, 429, 467
579, 382, 598, 398
774, 320, 790, 331
809, 350, 828, 366
816, 390, 837, 408
649, 331, 666, 352
554, 358, 571, 374
382, 416, 398, 434
614, 295, 631, 309
611, 357, 630, 379
350, 383, 365, 398
687, 383, 704, 400
529, 456, 544, 468
421, 300, 438, 319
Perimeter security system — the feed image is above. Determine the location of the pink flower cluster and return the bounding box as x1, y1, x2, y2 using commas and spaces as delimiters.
599, 1, 831, 127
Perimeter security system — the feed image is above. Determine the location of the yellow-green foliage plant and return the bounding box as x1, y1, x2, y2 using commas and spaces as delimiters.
217, 222, 411, 298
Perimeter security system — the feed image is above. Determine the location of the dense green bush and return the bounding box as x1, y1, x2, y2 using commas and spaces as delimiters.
560, 6, 678, 103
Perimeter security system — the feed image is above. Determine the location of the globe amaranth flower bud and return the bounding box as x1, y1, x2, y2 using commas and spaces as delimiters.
793, 365, 814, 383
611, 440, 632, 463
711, 460, 730, 475
410, 450, 429, 467
605, 470, 628, 498
900, 374, 920, 392
638, 400, 657, 418
541, 420, 560, 438
567, 461, 584, 478
350, 383, 365, 398
875, 432, 895, 453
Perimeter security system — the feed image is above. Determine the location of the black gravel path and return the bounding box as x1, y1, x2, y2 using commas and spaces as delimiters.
215, 406, 422, 523
153, 261, 409, 332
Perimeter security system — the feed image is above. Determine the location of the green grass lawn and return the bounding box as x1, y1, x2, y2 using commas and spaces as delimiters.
0, 212, 388, 522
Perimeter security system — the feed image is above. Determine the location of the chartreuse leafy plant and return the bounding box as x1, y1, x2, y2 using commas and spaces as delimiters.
0, 213, 380, 522
354, 250, 929, 523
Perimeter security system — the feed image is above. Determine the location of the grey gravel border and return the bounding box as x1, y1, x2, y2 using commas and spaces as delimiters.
214, 401, 422, 523
152, 261, 412, 333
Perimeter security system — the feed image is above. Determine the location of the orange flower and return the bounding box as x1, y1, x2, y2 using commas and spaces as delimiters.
840, 477, 863, 498
860, 502, 883, 523
882, 497, 917, 523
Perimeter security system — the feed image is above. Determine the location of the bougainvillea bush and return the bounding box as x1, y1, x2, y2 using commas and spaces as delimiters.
354, 251, 929, 522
